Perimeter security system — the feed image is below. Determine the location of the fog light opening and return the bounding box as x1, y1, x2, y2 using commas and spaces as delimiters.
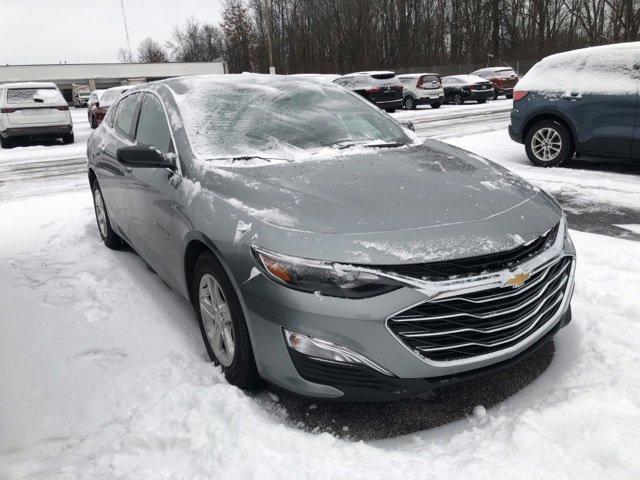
283, 328, 392, 376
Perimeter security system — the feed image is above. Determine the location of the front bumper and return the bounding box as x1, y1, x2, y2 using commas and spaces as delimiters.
240, 224, 576, 401
0, 124, 72, 139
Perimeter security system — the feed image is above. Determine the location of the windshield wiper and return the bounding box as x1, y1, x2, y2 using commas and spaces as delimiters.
328, 140, 407, 150
364, 142, 407, 148
206, 155, 288, 163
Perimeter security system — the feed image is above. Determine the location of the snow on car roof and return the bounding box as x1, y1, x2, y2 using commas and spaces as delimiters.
340, 70, 396, 77
475, 67, 515, 72
398, 72, 439, 78
444, 74, 488, 84
0, 81, 58, 89
516, 41, 640, 94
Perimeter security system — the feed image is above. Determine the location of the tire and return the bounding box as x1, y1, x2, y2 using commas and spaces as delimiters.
0, 135, 10, 149
90, 116, 97, 129
91, 180, 124, 249
403, 96, 416, 110
493, 90, 499, 100
477, 99, 486, 104
525, 120, 574, 167
193, 252, 260, 389
453, 93, 463, 105
506, 94, 513, 99
430, 102, 441, 109
62, 133, 74, 144
385, 108, 396, 113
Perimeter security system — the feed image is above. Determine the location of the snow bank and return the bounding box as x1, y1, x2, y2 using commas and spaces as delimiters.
516, 42, 640, 95
1, 190, 640, 479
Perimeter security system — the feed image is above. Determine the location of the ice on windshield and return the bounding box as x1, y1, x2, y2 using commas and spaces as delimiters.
6, 88, 66, 106
170, 75, 412, 161
516, 42, 640, 94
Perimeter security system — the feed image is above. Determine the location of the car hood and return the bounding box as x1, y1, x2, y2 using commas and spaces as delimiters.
197, 140, 561, 264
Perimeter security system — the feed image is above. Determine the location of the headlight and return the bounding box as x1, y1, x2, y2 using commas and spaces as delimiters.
252, 247, 401, 299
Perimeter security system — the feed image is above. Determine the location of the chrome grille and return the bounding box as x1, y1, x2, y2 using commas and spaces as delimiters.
387, 256, 573, 362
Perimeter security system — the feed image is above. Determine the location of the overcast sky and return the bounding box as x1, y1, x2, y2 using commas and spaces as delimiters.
2, 0, 223, 65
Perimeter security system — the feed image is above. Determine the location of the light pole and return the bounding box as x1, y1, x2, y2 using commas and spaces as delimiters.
120, 0, 132, 61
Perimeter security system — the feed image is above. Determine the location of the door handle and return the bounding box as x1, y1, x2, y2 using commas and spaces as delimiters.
561, 91, 582, 101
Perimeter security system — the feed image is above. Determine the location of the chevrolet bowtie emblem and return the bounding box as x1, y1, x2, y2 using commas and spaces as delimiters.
505, 271, 531, 288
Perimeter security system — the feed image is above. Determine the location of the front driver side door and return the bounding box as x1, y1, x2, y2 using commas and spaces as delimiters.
122, 92, 182, 289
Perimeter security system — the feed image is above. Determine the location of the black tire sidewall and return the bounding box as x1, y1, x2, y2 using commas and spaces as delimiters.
91, 180, 123, 249
431, 102, 441, 109
525, 120, 573, 167
192, 252, 259, 389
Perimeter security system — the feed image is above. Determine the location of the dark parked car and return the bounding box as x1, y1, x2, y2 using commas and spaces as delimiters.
333, 71, 403, 112
442, 75, 494, 104
88, 86, 131, 129
86, 75, 575, 401
509, 42, 640, 167
472, 67, 519, 99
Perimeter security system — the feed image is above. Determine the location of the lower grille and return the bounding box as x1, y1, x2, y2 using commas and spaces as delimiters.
387, 256, 573, 362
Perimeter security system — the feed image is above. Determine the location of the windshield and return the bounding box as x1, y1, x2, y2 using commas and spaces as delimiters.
100, 88, 128, 107
173, 77, 412, 159
7, 88, 65, 106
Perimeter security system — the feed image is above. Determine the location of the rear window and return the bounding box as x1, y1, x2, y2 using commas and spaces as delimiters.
100, 88, 130, 107
398, 77, 417, 86
370, 73, 395, 80
6, 88, 65, 106
493, 69, 516, 78
419, 75, 441, 87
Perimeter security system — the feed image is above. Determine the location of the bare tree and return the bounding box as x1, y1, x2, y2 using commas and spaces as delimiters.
221, 0, 256, 72
167, 17, 224, 62
117, 47, 134, 63
137, 37, 168, 63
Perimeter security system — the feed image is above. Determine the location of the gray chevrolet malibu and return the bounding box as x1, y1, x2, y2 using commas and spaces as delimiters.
87, 74, 575, 401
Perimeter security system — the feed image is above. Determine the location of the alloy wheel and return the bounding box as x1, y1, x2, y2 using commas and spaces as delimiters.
199, 273, 235, 367
93, 188, 107, 238
531, 127, 562, 162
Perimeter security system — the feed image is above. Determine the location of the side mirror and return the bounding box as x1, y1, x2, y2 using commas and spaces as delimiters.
117, 145, 175, 169
400, 121, 415, 132
94, 102, 99, 108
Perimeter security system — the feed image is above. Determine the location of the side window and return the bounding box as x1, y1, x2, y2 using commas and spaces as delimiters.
114, 93, 140, 138
135, 93, 173, 155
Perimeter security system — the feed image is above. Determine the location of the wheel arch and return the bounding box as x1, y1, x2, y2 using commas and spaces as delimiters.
523, 112, 577, 153
88, 167, 98, 186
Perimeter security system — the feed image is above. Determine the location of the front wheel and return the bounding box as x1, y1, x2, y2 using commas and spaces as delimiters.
493, 90, 499, 100
505, 94, 513, 99
403, 96, 416, 110
91, 180, 124, 249
0, 136, 10, 149
477, 99, 486, 104
453, 93, 463, 105
62, 133, 74, 144
525, 120, 574, 167
193, 252, 260, 389
385, 108, 396, 113
431, 102, 441, 109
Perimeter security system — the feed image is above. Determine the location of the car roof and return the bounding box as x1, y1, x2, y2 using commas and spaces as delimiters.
0, 81, 58, 89
103, 85, 133, 93
444, 74, 488, 83
398, 72, 440, 78
475, 67, 515, 72
340, 70, 396, 77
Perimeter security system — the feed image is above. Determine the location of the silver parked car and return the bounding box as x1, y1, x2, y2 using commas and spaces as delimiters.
86, 75, 575, 401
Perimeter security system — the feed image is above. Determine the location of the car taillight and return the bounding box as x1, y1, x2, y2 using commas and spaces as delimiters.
1, 107, 17, 113
513, 90, 529, 101
365, 86, 383, 94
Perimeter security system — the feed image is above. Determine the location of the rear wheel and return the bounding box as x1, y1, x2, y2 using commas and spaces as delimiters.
403, 96, 416, 110
431, 102, 441, 109
525, 120, 574, 167
62, 133, 74, 144
193, 252, 260, 389
91, 180, 124, 249
493, 90, 499, 100
90, 116, 97, 129
0, 136, 10, 149
505, 93, 513, 99
477, 99, 486, 104
385, 108, 396, 113
453, 93, 463, 105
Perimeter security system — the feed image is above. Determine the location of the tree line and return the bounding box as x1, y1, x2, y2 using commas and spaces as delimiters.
123, 0, 640, 73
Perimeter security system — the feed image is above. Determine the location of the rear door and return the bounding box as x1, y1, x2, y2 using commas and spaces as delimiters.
5, 87, 68, 126
558, 51, 637, 158
122, 92, 182, 287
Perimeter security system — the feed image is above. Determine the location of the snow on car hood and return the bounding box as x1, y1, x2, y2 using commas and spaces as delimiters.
196, 140, 562, 264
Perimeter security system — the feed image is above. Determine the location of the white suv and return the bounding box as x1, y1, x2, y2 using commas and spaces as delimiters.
0, 82, 73, 148
397, 73, 445, 110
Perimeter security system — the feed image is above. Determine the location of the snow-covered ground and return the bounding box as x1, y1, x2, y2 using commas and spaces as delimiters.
1, 101, 640, 479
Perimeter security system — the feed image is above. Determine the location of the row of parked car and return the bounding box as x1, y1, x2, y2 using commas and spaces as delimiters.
332, 66, 519, 111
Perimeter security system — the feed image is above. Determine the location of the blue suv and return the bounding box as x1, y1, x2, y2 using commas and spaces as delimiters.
509, 42, 640, 167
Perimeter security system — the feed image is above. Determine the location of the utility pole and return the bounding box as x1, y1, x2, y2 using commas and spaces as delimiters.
263, 0, 275, 74
120, 0, 132, 61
